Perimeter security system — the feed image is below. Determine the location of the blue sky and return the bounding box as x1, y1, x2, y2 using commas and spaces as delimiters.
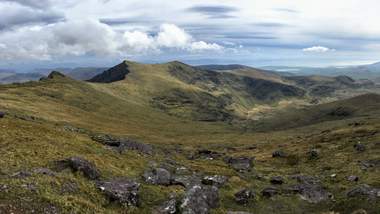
1, 0, 380, 71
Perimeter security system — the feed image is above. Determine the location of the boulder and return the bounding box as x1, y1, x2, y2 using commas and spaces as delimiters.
354, 143, 366, 152
272, 150, 286, 158
234, 188, 255, 205
202, 175, 228, 188
97, 178, 140, 207
262, 186, 279, 198
56, 157, 100, 180
347, 175, 359, 182
224, 156, 254, 172
0, 112, 5, 118
172, 175, 202, 189
91, 134, 153, 155
288, 175, 332, 203
180, 185, 219, 214
143, 168, 172, 186
270, 176, 284, 185
346, 184, 380, 200
154, 195, 178, 214
358, 159, 380, 170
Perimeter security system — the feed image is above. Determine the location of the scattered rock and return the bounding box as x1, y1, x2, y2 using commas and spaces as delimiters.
307, 149, 319, 160
97, 178, 140, 207
55, 157, 100, 180
270, 176, 284, 185
346, 184, 380, 200
272, 150, 287, 158
153, 195, 178, 214
0, 184, 8, 193
358, 159, 380, 170
351, 209, 368, 214
354, 143, 366, 152
224, 156, 254, 172
143, 168, 172, 186
261, 186, 279, 198
287, 175, 332, 203
172, 175, 202, 189
21, 183, 37, 192
33, 168, 56, 176
180, 185, 219, 214
202, 175, 228, 188
0, 112, 5, 118
91, 134, 153, 155
234, 188, 255, 205
347, 175, 359, 182
188, 149, 223, 160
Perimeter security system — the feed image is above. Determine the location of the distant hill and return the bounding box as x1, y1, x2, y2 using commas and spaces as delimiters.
0, 72, 44, 84
64, 67, 108, 80
262, 61, 380, 80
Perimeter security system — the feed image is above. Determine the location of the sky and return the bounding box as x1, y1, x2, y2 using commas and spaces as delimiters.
1, 0, 380, 71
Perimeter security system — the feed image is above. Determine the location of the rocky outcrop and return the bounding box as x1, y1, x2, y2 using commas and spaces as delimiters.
91, 134, 153, 155
97, 178, 140, 207
346, 184, 380, 200
180, 185, 219, 214
143, 168, 172, 186
202, 175, 228, 188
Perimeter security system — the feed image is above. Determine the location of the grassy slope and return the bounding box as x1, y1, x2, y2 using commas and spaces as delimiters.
0, 68, 379, 213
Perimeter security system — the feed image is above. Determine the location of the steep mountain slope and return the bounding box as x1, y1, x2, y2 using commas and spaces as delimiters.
89, 61, 305, 121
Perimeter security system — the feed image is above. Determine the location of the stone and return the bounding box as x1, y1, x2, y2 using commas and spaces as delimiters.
262, 186, 279, 198
172, 175, 202, 189
358, 159, 380, 170
143, 168, 172, 186
60, 181, 79, 194
97, 178, 140, 207
227, 212, 253, 214
224, 156, 254, 172
56, 157, 100, 180
91, 134, 153, 155
346, 184, 380, 200
272, 150, 286, 158
287, 175, 332, 203
202, 175, 228, 188
234, 188, 254, 205
0, 112, 5, 118
307, 149, 319, 160
153, 195, 177, 214
180, 185, 219, 214
270, 176, 284, 185
354, 143, 366, 152
347, 175, 359, 182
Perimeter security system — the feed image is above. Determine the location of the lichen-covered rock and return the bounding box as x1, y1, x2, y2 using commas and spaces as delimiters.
224, 156, 254, 172
287, 175, 332, 203
172, 175, 202, 189
234, 188, 255, 205
97, 178, 140, 207
181, 185, 219, 214
153, 195, 178, 214
202, 175, 228, 187
346, 184, 380, 200
143, 168, 172, 185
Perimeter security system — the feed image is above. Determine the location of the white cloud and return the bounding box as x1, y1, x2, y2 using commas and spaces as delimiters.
0, 20, 224, 61
190, 41, 223, 52
302, 46, 334, 53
